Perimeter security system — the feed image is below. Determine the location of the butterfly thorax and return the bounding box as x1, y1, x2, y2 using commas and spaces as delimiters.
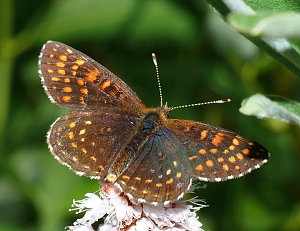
141, 106, 169, 134
104, 106, 170, 183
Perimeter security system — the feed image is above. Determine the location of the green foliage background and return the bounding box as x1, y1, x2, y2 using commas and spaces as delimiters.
0, 0, 300, 231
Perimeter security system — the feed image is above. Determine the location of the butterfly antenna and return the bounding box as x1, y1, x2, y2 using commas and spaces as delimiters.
152, 53, 163, 107
170, 99, 231, 111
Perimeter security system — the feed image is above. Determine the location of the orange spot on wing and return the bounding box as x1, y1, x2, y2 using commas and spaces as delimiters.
72, 65, 79, 70
62, 95, 71, 102
69, 122, 75, 128
101, 79, 111, 90
64, 78, 71, 83
195, 164, 203, 171
223, 164, 229, 171
85, 68, 99, 82
56, 62, 65, 67
233, 138, 240, 146
166, 178, 173, 184
80, 88, 88, 94
229, 156, 236, 163
63, 86, 72, 93
57, 69, 66, 75
236, 153, 244, 160
242, 148, 250, 155
77, 79, 84, 86
80, 96, 85, 104
58, 55, 68, 61
75, 59, 85, 66
206, 160, 214, 167
210, 148, 218, 154
218, 157, 224, 163
223, 149, 229, 154
188, 155, 198, 160
199, 130, 208, 140
212, 133, 225, 146
67, 132, 74, 139
198, 149, 206, 155
229, 145, 235, 151
51, 77, 60, 82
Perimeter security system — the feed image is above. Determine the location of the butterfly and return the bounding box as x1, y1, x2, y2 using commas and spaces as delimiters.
39, 41, 269, 205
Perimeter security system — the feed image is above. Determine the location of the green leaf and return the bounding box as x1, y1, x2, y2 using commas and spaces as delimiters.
205, 0, 300, 78
239, 93, 300, 125
228, 12, 300, 38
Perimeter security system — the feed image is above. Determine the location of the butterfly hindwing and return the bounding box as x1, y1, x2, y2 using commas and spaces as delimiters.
117, 133, 191, 203
48, 110, 139, 178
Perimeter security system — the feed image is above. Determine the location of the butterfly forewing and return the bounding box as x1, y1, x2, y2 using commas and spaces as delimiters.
165, 119, 269, 181
39, 41, 145, 113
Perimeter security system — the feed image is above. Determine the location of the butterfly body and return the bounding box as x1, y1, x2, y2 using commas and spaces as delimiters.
39, 41, 269, 204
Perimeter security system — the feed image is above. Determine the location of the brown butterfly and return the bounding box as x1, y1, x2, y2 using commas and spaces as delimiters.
39, 41, 269, 204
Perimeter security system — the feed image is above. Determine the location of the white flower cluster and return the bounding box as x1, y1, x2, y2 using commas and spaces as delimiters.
67, 183, 204, 231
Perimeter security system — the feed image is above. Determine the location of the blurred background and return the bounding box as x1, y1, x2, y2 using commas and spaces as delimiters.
1, 0, 300, 231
